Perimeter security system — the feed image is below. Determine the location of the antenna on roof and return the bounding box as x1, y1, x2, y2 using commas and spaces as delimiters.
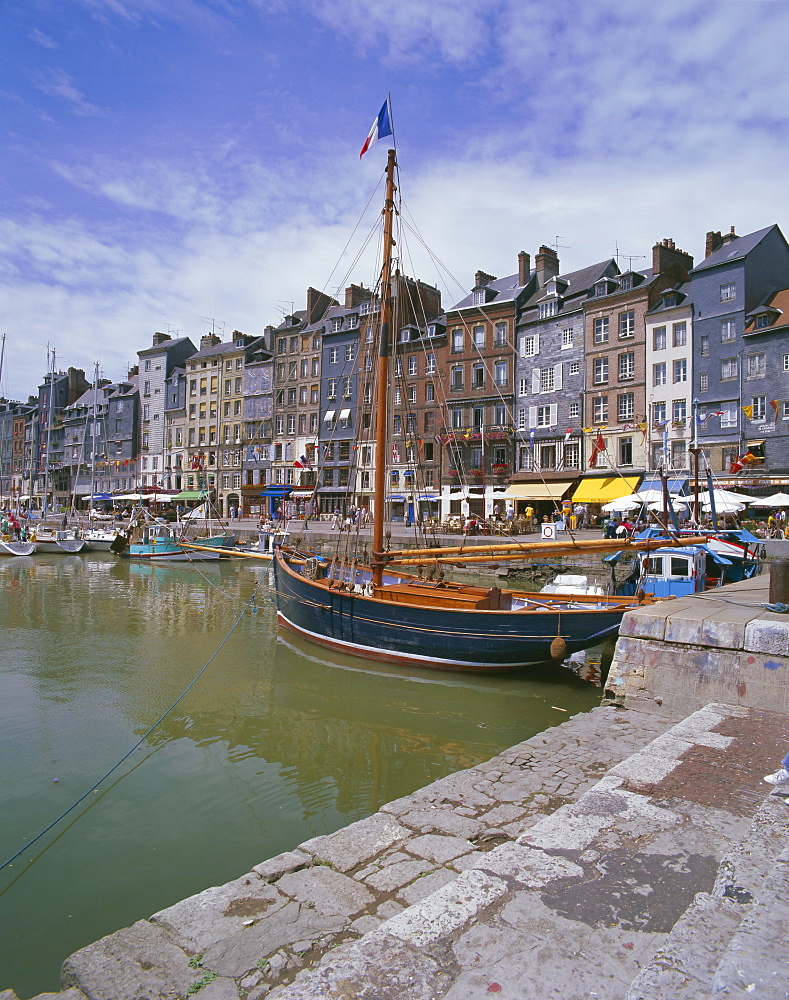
165, 324, 185, 336
200, 317, 225, 337
614, 242, 645, 270
277, 301, 296, 320
550, 236, 570, 252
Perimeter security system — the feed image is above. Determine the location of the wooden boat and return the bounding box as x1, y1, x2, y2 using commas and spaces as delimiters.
273, 141, 703, 672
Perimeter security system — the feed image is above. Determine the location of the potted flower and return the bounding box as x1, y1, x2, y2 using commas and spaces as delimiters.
491, 464, 508, 474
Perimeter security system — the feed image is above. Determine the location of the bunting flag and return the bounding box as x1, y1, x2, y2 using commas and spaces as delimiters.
741, 451, 760, 465
770, 399, 780, 419
730, 458, 744, 473
741, 404, 754, 420
638, 421, 648, 440
563, 427, 573, 444
582, 426, 593, 434
589, 430, 606, 468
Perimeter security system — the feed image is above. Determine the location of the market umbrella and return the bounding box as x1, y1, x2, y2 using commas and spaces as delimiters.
698, 489, 754, 504
748, 491, 789, 507
601, 495, 641, 512
702, 500, 745, 514
648, 499, 689, 511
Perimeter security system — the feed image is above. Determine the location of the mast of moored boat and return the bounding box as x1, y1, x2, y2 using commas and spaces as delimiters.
371, 147, 397, 587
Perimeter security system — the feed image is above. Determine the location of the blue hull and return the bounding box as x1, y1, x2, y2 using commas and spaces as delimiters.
274, 550, 632, 672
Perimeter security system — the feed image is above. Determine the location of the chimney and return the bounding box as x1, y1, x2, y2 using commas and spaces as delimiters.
306, 286, 337, 324
705, 230, 724, 257
474, 270, 497, 288
518, 251, 531, 286
152, 332, 171, 346
344, 283, 370, 309
721, 225, 738, 246
128, 365, 139, 378
200, 334, 221, 350
652, 238, 694, 280
535, 246, 560, 287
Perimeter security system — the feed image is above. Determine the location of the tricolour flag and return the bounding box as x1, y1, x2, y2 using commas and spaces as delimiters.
360, 100, 393, 158
293, 454, 311, 469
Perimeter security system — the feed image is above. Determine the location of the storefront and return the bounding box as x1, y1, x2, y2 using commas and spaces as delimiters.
259, 484, 294, 520
502, 480, 577, 521
570, 475, 642, 527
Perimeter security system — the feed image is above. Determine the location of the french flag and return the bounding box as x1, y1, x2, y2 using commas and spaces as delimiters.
360, 100, 393, 158
293, 454, 311, 469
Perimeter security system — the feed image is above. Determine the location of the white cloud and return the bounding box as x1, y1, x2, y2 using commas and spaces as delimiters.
34, 68, 107, 117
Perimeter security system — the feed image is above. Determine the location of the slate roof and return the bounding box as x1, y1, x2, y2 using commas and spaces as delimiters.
646, 280, 693, 315
521, 258, 618, 310
137, 336, 194, 357
448, 272, 529, 311
690, 225, 776, 273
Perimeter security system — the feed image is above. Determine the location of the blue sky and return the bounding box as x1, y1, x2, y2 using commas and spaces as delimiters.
1, 0, 787, 397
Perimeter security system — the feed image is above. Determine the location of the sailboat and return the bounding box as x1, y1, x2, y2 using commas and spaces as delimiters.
273, 145, 702, 672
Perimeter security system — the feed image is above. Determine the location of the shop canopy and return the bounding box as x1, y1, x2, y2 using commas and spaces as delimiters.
171, 490, 208, 501
571, 476, 641, 504
503, 483, 574, 501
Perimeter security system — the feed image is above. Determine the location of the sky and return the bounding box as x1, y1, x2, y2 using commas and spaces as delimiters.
1, 0, 788, 398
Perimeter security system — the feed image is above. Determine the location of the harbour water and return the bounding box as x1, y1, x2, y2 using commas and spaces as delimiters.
0, 553, 600, 997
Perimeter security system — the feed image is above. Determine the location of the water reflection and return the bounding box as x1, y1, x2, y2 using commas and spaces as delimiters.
0, 553, 599, 998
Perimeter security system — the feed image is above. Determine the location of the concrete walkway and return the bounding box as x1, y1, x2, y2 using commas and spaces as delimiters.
8, 702, 788, 1000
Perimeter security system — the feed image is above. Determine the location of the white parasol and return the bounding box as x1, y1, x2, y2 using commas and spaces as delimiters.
747, 491, 789, 508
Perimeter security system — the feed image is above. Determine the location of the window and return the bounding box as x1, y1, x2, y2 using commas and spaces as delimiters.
593, 395, 608, 423
564, 441, 580, 468
620, 274, 633, 292
346, 314, 358, 329
568, 402, 579, 420
393, 388, 401, 405
751, 396, 766, 421
721, 318, 736, 342
618, 393, 634, 422
538, 301, 557, 319
540, 443, 556, 468
287, 414, 296, 434
746, 353, 765, 379
619, 310, 635, 338
407, 355, 417, 376
408, 384, 416, 403
287, 387, 296, 405
425, 353, 436, 374
494, 322, 507, 346
451, 329, 463, 352
494, 404, 506, 425
672, 398, 687, 422
783, 402, 789, 420
673, 359, 687, 383
472, 289, 485, 305
672, 322, 687, 347
425, 382, 435, 402
301, 358, 308, 378
392, 414, 402, 434
331, 318, 342, 332
450, 366, 464, 390
619, 437, 633, 466
536, 406, 554, 427
619, 352, 635, 381
342, 376, 352, 397
700, 373, 709, 392
671, 440, 687, 468
784, 354, 789, 372
654, 362, 667, 386
593, 317, 609, 344
540, 366, 555, 392
569, 361, 580, 375
721, 358, 739, 381
329, 347, 339, 363
327, 378, 337, 398
720, 403, 738, 428
652, 326, 666, 351
312, 357, 320, 376
653, 401, 666, 424
494, 360, 507, 386
561, 328, 574, 349
518, 378, 528, 396
720, 282, 736, 302
754, 313, 771, 329
700, 335, 709, 357
473, 326, 485, 349
520, 333, 539, 357
593, 357, 609, 384
451, 407, 463, 429
344, 344, 355, 362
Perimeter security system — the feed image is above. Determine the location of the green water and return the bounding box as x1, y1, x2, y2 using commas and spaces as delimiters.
0, 553, 600, 997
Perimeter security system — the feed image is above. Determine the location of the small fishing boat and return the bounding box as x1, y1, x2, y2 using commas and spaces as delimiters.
117, 524, 220, 562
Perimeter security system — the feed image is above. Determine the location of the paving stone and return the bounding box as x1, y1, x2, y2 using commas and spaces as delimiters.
396, 868, 459, 906
299, 813, 409, 872
406, 834, 474, 864
187, 978, 239, 1000
252, 850, 311, 882
151, 873, 287, 952
363, 857, 434, 893
60, 920, 196, 1000
395, 807, 486, 839
275, 865, 375, 917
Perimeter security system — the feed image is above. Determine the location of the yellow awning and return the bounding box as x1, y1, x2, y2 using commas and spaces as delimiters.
503, 483, 573, 501
571, 476, 641, 503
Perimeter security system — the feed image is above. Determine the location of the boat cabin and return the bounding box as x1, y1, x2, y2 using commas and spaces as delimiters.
638, 546, 706, 598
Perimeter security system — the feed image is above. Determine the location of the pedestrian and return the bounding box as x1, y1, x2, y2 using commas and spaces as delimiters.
331, 508, 341, 529
525, 505, 535, 526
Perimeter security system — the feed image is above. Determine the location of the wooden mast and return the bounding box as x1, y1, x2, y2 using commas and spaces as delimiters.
371, 148, 397, 587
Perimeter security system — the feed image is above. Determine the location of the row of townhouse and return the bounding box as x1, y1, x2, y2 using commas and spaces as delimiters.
2, 222, 788, 518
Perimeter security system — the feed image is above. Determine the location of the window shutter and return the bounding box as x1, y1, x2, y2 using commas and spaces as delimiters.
533, 333, 540, 354
549, 404, 558, 427
554, 363, 563, 390
528, 406, 537, 429
532, 369, 541, 394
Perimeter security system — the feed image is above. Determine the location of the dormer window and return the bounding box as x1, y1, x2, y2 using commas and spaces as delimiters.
399, 328, 412, 343
426, 324, 436, 337
472, 290, 486, 305
662, 293, 676, 308
346, 314, 358, 329
538, 300, 557, 319
754, 313, 771, 329
620, 275, 633, 292
331, 318, 343, 332
595, 281, 608, 297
